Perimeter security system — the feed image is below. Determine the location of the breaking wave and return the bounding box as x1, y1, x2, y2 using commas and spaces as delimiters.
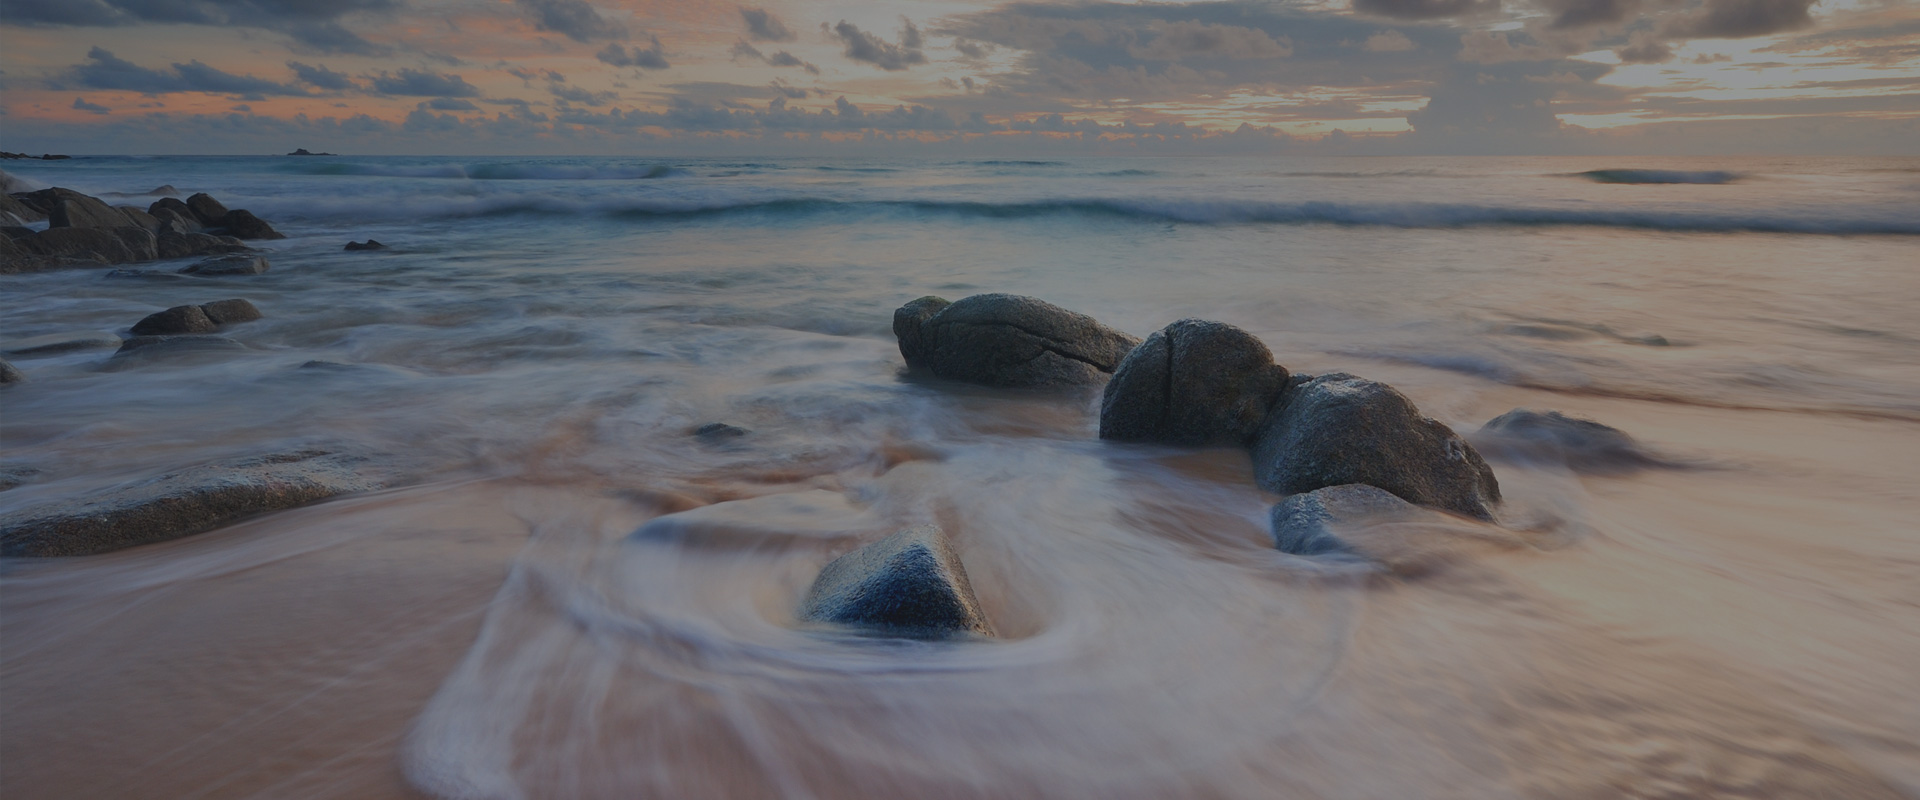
1575, 169, 1740, 185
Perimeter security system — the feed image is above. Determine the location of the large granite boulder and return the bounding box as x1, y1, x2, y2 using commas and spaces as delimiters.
1251, 373, 1501, 520
130, 304, 218, 336
0, 450, 385, 557
220, 209, 285, 240
1472, 409, 1663, 473
180, 253, 269, 275
184, 192, 230, 226
798, 524, 995, 639
1099, 319, 1290, 446
892, 293, 1139, 388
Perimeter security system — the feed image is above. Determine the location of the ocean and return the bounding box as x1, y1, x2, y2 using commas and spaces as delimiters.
3, 154, 1918, 798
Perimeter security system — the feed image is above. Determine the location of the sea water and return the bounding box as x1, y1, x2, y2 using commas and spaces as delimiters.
2, 155, 1917, 798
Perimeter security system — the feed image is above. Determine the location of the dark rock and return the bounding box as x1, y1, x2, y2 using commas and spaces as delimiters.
157, 231, 249, 260
180, 254, 269, 276
148, 197, 202, 232
1473, 409, 1665, 473
1251, 373, 1501, 520
0, 359, 24, 384
0, 466, 38, 491
287, 149, 335, 156
131, 304, 218, 336
892, 295, 951, 368
343, 239, 387, 251
109, 226, 158, 262
220, 209, 285, 240
893, 293, 1139, 388
1271, 484, 1436, 557
693, 422, 750, 440
13, 226, 137, 265
1099, 319, 1290, 446
200, 298, 263, 325
1, 331, 122, 357
797, 524, 995, 639
0, 193, 44, 225
3, 226, 32, 239
0, 234, 39, 273
115, 206, 163, 233
13, 187, 122, 229
184, 192, 230, 226
0, 450, 385, 557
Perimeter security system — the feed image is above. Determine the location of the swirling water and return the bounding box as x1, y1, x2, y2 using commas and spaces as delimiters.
2, 155, 1918, 798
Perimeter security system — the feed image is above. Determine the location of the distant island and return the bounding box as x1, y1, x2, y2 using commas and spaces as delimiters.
1, 152, 71, 160
287, 148, 336, 156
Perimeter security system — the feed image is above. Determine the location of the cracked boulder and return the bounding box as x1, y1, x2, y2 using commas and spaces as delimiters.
0, 450, 389, 557
1251, 373, 1501, 520
892, 293, 1139, 388
798, 524, 995, 639
1100, 319, 1290, 446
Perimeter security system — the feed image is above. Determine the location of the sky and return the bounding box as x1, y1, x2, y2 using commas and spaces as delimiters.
1, 0, 1916, 155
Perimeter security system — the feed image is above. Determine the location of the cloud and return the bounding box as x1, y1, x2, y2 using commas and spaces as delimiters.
369, 68, 481, 97
72, 96, 111, 114
1351, 0, 1498, 20
66, 47, 308, 96
597, 37, 670, 69
766, 51, 820, 74
8, 0, 397, 54
739, 7, 796, 42
1536, 0, 1642, 30
1615, 30, 1673, 63
954, 38, 990, 59
422, 97, 479, 110
285, 20, 390, 54
517, 0, 627, 43
1661, 0, 1819, 38
550, 83, 617, 106
1363, 30, 1417, 51
1127, 21, 1292, 61
830, 19, 927, 71
287, 61, 356, 90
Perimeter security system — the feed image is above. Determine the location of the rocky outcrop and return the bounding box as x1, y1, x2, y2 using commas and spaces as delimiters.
798, 524, 995, 639
181, 254, 269, 275
0, 358, 23, 384
1251, 373, 1500, 520
893, 293, 1139, 388
1472, 409, 1665, 473
0, 450, 386, 557
13, 187, 123, 229
185, 192, 230, 226
200, 298, 262, 325
220, 209, 285, 240
115, 206, 163, 233
1099, 319, 1289, 446
6, 226, 139, 269
130, 305, 218, 336
157, 231, 250, 261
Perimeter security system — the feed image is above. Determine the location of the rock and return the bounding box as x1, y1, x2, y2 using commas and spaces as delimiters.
149, 185, 180, 196
200, 298, 263, 325
112, 334, 247, 359
109, 226, 158, 262
1099, 319, 1290, 446
1, 331, 122, 357
0, 450, 385, 557
148, 197, 202, 231
157, 231, 249, 260
220, 209, 285, 240
693, 422, 750, 440
3, 226, 32, 239
0, 358, 24, 384
343, 239, 387, 251
1472, 409, 1664, 473
130, 305, 218, 336
0, 234, 39, 273
13, 226, 137, 265
893, 293, 1139, 388
1270, 484, 1437, 557
797, 524, 995, 639
180, 254, 269, 275
0, 168, 37, 193
184, 192, 230, 226
0, 466, 38, 491
13, 187, 124, 229
115, 205, 163, 233
1251, 373, 1501, 520
0, 193, 44, 225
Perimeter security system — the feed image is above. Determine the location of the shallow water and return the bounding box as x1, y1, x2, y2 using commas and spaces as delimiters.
3, 155, 1918, 798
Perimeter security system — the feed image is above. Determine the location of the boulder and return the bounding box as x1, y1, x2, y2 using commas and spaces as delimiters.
14, 226, 137, 265
797, 524, 995, 639
200, 298, 263, 325
180, 253, 269, 276
1270, 484, 1439, 557
1099, 319, 1290, 446
0, 450, 385, 557
220, 209, 285, 240
893, 293, 1139, 388
149, 197, 202, 231
115, 206, 163, 233
110, 226, 158, 262
343, 239, 387, 251
0, 358, 23, 384
1473, 409, 1664, 473
1251, 373, 1501, 520
0, 234, 38, 273
157, 231, 249, 260
130, 305, 218, 336
3, 226, 32, 239
12, 187, 123, 229
0, 193, 44, 225
184, 192, 230, 226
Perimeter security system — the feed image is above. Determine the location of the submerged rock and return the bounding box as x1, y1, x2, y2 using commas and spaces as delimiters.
1, 331, 122, 357
1100, 319, 1289, 446
893, 293, 1139, 388
1251, 373, 1501, 520
0, 450, 385, 557
693, 422, 750, 440
200, 298, 263, 325
180, 253, 269, 276
344, 239, 387, 251
1270, 484, 1441, 557
798, 524, 995, 639
1473, 408, 1665, 473
111, 334, 248, 363
130, 304, 218, 336
0, 358, 24, 384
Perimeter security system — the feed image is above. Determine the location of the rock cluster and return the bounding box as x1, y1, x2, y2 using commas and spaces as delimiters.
892, 293, 1140, 388
1, 175, 281, 274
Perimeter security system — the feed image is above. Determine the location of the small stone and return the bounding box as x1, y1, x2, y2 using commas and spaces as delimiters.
798, 524, 995, 639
